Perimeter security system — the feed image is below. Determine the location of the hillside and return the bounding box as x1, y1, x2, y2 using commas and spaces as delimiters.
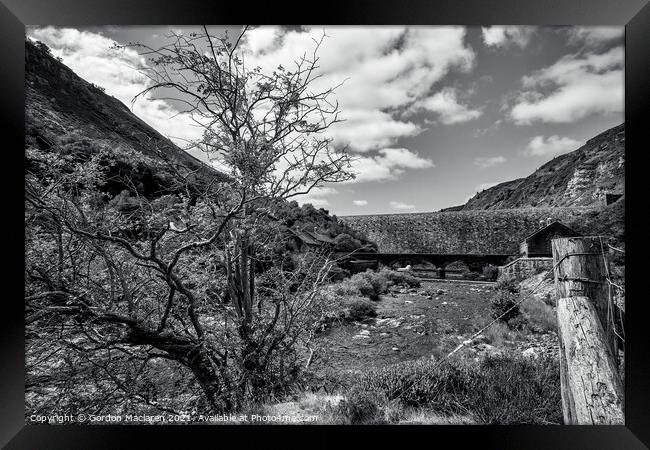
25, 39, 228, 193
463, 123, 625, 210
24, 39, 373, 251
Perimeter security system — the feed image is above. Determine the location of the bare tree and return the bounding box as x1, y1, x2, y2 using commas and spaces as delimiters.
25, 26, 353, 414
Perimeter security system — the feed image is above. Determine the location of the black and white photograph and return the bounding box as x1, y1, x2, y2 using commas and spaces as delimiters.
24, 24, 627, 426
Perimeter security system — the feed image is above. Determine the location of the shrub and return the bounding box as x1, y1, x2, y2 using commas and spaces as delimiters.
352, 275, 381, 300
506, 314, 528, 331
495, 276, 520, 294
378, 267, 421, 288
520, 298, 557, 332
333, 233, 362, 252
331, 268, 420, 301
330, 279, 360, 297
491, 290, 520, 323
446, 261, 470, 274
349, 270, 388, 301
335, 388, 387, 424
327, 263, 350, 282
482, 264, 499, 281
464, 271, 480, 280
484, 322, 517, 346
109, 189, 141, 213
348, 299, 378, 322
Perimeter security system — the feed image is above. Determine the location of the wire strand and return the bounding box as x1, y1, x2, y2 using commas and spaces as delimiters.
392, 268, 555, 400
391, 240, 626, 400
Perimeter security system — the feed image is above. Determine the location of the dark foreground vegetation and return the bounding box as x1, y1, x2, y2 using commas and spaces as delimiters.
25, 31, 373, 417
333, 354, 562, 424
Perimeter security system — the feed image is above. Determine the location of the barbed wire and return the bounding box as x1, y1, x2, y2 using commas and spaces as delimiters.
607, 243, 625, 254
391, 240, 626, 401
599, 236, 625, 345
392, 265, 556, 400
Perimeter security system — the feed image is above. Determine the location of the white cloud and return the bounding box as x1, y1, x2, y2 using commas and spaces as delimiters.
390, 201, 416, 210
294, 186, 338, 208
28, 27, 203, 146
353, 200, 368, 206
481, 26, 534, 49
474, 156, 506, 169
242, 26, 475, 152
472, 119, 502, 137
245, 26, 281, 54
347, 148, 434, 183
29, 26, 473, 185
330, 109, 422, 152
524, 135, 582, 157
510, 46, 623, 124
569, 27, 624, 47
411, 88, 482, 125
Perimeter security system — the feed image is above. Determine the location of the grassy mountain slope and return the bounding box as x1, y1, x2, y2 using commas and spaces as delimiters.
463, 123, 625, 210
25, 39, 227, 192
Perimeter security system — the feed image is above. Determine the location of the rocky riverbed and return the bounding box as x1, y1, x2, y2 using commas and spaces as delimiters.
309, 279, 559, 381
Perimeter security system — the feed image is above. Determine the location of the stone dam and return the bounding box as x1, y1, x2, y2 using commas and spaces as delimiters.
340, 207, 598, 255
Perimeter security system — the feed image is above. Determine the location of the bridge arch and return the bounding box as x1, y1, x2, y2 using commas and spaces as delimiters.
443, 260, 470, 272
342, 252, 512, 280
387, 257, 416, 269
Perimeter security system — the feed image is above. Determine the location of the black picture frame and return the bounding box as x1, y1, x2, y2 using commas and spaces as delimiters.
2, 0, 648, 448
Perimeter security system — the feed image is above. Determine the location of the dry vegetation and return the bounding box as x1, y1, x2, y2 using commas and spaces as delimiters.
256, 267, 566, 425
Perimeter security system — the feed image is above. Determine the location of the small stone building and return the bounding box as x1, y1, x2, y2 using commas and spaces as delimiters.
519, 220, 578, 257
288, 228, 335, 253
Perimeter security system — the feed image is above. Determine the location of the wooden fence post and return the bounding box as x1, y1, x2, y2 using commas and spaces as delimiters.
552, 237, 624, 425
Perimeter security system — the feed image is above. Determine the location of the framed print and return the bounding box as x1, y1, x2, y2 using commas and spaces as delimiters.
2, 0, 649, 448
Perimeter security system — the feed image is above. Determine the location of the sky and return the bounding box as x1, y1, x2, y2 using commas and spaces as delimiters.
27, 25, 624, 216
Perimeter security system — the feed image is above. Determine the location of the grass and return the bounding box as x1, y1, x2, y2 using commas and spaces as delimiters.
268, 392, 477, 425
483, 322, 519, 346
520, 298, 557, 332
397, 409, 476, 425
297, 392, 344, 411
333, 353, 562, 425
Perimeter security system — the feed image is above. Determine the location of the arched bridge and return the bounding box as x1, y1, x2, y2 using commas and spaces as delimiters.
337, 252, 513, 279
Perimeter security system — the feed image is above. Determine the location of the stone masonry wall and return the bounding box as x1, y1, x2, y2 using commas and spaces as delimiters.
341, 207, 596, 254
498, 257, 553, 279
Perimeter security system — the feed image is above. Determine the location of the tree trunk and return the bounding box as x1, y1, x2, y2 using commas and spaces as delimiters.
184, 348, 233, 413
127, 326, 232, 412
556, 296, 624, 424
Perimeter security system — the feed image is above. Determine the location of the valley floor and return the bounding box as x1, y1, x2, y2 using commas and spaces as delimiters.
257, 276, 563, 424
310, 279, 558, 381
